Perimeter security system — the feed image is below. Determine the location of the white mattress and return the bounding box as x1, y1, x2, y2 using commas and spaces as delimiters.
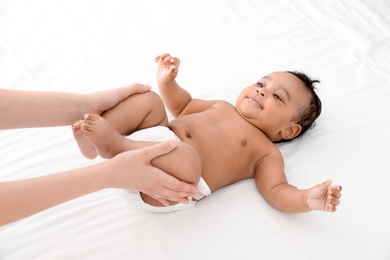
1, 0, 389, 259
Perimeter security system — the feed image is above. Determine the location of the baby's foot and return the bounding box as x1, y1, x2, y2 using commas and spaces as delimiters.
72, 119, 98, 159
79, 113, 124, 159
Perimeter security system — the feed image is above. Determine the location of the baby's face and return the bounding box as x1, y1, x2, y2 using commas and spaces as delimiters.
236, 71, 310, 141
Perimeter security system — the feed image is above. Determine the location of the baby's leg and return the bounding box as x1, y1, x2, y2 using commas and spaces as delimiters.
73, 91, 168, 159
141, 140, 202, 207
75, 114, 202, 207
72, 119, 99, 159
86, 83, 151, 116
102, 91, 168, 135
74, 114, 126, 159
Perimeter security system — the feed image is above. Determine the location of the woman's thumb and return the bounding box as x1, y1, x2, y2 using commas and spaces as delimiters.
144, 140, 178, 160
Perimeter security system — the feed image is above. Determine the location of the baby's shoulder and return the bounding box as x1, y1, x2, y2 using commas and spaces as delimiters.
254, 139, 284, 163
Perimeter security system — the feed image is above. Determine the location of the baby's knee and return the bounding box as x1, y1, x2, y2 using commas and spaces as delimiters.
141, 90, 163, 103
137, 91, 168, 127
104, 90, 168, 132
128, 90, 165, 113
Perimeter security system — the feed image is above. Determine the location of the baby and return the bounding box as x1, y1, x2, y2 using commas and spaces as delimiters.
72, 53, 342, 213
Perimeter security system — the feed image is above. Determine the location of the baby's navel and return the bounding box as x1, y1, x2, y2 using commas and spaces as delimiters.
185, 133, 192, 139
241, 139, 247, 147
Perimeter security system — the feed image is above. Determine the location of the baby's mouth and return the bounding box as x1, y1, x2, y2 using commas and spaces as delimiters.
248, 97, 263, 109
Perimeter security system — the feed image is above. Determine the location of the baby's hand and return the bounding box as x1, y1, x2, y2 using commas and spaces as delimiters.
155, 53, 180, 84
305, 180, 342, 212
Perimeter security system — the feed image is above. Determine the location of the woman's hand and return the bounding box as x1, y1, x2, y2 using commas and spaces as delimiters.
107, 141, 199, 206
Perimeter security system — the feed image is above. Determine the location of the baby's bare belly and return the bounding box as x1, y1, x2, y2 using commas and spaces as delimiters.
170, 120, 260, 192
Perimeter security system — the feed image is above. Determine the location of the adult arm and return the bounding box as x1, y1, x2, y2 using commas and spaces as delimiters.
0, 141, 199, 226
0, 83, 150, 129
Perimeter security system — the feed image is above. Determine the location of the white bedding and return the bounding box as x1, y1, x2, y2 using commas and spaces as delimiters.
1, 0, 389, 259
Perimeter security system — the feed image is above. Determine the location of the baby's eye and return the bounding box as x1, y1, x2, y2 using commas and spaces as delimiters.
257, 82, 264, 88
273, 94, 282, 101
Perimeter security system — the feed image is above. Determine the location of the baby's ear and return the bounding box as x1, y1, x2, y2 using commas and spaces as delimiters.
281, 123, 301, 140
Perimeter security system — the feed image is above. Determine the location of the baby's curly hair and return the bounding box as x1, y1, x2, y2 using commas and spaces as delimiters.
281, 71, 322, 142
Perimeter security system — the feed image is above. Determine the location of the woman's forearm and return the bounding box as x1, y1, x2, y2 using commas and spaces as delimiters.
0, 142, 199, 226
0, 162, 111, 226
0, 89, 91, 129
0, 84, 150, 129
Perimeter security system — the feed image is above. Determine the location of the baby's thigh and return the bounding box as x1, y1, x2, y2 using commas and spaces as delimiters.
103, 91, 168, 135
141, 141, 202, 207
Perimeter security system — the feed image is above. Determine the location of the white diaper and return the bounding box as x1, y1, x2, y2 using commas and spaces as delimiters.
125, 126, 211, 213
128, 125, 181, 142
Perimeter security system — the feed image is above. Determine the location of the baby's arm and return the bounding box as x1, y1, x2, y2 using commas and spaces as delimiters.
155, 53, 219, 117
255, 151, 342, 213
155, 53, 189, 116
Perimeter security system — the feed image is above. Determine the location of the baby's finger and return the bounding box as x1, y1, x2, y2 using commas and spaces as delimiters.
168, 65, 177, 75
327, 203, 337, 212
162, 54, 173, 66
329, 193, 339, 205
170, 57, 180, 67
329, 194, 340, 206
329, 186, 342, 199
332, 185, 342, 192
326, 194, 340, 212
155, 53, 170, 64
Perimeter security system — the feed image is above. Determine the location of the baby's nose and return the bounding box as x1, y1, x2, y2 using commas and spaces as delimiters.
256, 89, 265, 96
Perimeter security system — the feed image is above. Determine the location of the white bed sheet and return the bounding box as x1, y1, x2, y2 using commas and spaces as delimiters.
0, 0, 389, 259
